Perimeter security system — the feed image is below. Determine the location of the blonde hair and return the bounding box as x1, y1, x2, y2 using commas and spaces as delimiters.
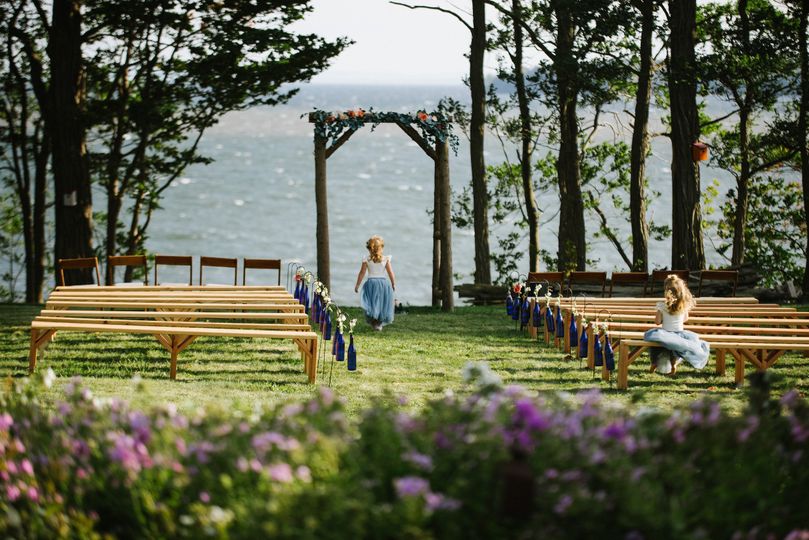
663, 274, 695, 315
366, 235, 384, 263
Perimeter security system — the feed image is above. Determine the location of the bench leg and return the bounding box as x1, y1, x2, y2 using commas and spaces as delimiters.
715, 349, 726, 376
733, 350, 745, 386
618, 342, 629, 390
28, 329, 38, 373
170, 336, 179, 380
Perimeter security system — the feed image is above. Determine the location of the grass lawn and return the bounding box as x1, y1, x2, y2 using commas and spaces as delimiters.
1, 303, 807, 415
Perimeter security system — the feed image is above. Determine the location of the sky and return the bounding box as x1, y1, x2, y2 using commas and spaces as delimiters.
293, 0, 490, 85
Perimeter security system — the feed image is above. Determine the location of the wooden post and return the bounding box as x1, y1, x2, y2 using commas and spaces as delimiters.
436, 140, 454, 311
432, 160, 441, 307
314, 135, 330, 289
618, 342, 629, 390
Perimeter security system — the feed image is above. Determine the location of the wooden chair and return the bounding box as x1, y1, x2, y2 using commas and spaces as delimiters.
650, 269, 690, 295
199, 256, 238, 286
107, 255, 148, 285
568, 271, 607, 297
698, 269, 738, 297
58, 257, 101, 286
608, 272, 649, 297
526, 272, 565, 295
243, 258, 282, 286
153, 255, 193, 286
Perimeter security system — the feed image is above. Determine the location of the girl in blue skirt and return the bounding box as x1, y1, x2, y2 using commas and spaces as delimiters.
354, 235, 396, 331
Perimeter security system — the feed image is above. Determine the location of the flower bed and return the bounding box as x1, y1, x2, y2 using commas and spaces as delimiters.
1, 365, 808, 539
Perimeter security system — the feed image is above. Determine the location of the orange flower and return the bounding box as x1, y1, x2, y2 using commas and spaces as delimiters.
417, 111, 428, 122
326, 115, 335, 123
356, 109, 365, 118
347, 110, 355, 118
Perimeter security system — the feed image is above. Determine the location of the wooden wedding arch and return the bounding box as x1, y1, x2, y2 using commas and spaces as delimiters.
309, 109, 455, 311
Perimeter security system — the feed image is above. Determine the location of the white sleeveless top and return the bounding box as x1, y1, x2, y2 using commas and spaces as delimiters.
656, 301, 685, 332
363, 255, 391, 278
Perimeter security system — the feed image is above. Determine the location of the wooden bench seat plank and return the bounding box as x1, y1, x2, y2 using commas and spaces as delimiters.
31, 319, 316, 339
35, 316, 312, 332
56, 285, 287, 292
38, 309, 309, 321
45, 301, 304, 311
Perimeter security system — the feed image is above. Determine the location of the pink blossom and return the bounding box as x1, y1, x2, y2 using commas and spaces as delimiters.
295, 465, 311, 482
6, 485, 20, 501
20, 459, 34, 476
267, 463, 294, 483
199, 491, 211, 503
26, 486, 39, 502
0, 413, 13, 431
236, 457, 249, 472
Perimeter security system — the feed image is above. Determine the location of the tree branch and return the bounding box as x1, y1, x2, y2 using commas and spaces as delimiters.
586, 191, 633, 269
389, 1, 473, 32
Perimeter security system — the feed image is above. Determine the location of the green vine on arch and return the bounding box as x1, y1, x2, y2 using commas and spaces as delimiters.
306, 108, 459, 154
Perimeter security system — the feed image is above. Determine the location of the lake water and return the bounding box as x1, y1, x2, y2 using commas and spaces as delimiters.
120, 84, 735, 305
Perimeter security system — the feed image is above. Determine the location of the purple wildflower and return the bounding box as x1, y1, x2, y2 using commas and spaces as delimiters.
394, 476, 430, 498
425, 492, 461, 512
296, 465, 312, 482
553, 494, 573, 514
403, 451, 433, 472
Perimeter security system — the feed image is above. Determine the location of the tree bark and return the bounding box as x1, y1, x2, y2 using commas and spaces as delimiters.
730, 0, 751, 268
32, 131, 49, 302
432, 162, 442, 307
799, 1, 809, 297
512, 0, 540, 272
555, 4, 586, 271
470, 0, 492, 284
314, 135, 330, 289
436, 141, 454, 311
668, 0, 705, 270
49, 0, 94, 284
629, 0, 654, 272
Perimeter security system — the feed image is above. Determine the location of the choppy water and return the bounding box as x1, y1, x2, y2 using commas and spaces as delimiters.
111, 84, 736, 305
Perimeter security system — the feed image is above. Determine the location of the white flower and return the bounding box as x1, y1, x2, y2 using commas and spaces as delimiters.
461, 361, 502, 389
295, 267, 304, 276
349, 318, 357, 333
43, 367, 56, 389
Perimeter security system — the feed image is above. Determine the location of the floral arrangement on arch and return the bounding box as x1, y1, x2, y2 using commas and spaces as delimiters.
306, 108, 459, 153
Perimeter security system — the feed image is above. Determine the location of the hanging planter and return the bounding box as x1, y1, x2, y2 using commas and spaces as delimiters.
692, 141, 709, 162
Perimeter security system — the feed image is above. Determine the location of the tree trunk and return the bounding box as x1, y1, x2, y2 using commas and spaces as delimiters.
32, 132, 48, 302
731, 0, 751, 268
668, 0, 705, 270
123, 189, 146, 283
629, 0, 654, 272
555, 5, 586, 271
49, 0, 94, 284
799, 1, 809, 297
314, 135, 330, 289
512, 0, 540, 272
106, 189, 122, 284
432, 162, 441, 307
436, 141, 454, 311
470, 0, 492, 285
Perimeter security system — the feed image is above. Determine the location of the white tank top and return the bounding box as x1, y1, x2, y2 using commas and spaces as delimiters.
656, 301, 685, 332
364, 255, 391, 278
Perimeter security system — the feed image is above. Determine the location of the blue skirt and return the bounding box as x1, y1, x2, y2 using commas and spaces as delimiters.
361, 278, 394, 325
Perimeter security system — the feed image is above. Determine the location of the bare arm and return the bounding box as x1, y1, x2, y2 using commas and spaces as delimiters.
655, 310, 663, 326
354, 263, 367, 293
385, 259, 396, 290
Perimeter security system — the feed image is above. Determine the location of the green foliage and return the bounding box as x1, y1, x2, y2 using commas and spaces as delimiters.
716, 177, 806, 287
0, 193, 23, 302
2, 366, 809, 538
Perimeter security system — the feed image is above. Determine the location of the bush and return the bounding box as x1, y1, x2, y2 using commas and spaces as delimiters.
1, 365, 809, 539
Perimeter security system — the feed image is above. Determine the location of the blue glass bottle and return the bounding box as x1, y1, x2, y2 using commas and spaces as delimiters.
323, 313, 332, 341
506, 294, 514, 316
302, 284, 309, 312
569, 317, 578, 347
336, 331, 345, 361
532, 302, 542, 328
545, 305, 555, 332
512, 298, 520, 321
332, 328, 341, 356
594, 337, 603, 367
293, 279, 301, 301
555, 307, 564, 338
347, 335, 356, 371
312, 295, 321, 324
520, 298, 530, 328
579, 329, 588, 358
604, 336, 615, 372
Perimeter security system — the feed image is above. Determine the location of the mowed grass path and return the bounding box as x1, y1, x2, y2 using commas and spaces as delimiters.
1, 303, 807, 415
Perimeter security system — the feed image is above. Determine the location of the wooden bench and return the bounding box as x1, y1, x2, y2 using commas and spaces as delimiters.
29, 286, 319, 382
616, 338, 809, 390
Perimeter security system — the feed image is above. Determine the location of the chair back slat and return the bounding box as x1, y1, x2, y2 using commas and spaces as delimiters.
200, 257, 238, 286
698, 269, 738, 297
650, 270, 690, 294
609, 272, 649, 297
154, 255, 193, 286
58, 257, 101, 286
526, 272, 565, 295
108, 255, 148, 285
243, 258, 282, 286
568, 271, 607, 296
